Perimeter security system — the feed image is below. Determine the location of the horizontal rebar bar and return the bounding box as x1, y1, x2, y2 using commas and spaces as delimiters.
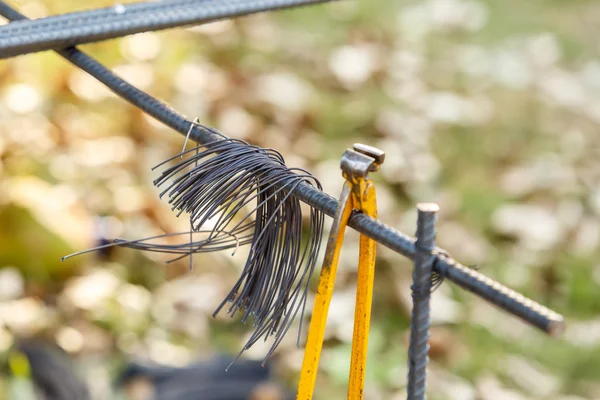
0, 1, 565, 337
0, 0, 337, 58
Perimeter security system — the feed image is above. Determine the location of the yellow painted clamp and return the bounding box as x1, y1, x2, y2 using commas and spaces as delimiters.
297, 144, 385, 400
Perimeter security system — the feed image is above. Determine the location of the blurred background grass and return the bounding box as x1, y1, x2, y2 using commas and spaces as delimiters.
1, 0, 600, 399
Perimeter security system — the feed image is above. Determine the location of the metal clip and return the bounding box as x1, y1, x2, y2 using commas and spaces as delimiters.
297, 143, 384, 400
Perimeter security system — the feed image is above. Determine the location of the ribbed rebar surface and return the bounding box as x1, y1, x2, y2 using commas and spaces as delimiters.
0, 1, 565, 338
407, 203, 438, 400
0, 0, 336, 58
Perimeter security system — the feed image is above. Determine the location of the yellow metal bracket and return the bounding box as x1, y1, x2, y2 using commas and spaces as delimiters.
297, 143, 385, 400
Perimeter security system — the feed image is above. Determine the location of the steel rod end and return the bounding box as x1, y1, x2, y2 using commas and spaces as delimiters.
417, 203, 440, 213
548, 317, 565, 337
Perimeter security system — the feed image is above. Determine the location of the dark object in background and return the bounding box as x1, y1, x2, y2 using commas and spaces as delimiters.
117, 355, 294, 400
94, 216, 116, 261
12, 340, 90, 400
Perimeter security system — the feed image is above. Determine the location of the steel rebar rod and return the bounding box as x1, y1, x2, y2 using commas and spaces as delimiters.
407, 203, 438, 400
0, 0, 337, 58
0, 2, 565, 337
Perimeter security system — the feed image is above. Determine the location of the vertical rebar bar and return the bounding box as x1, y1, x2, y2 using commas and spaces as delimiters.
407, 203, 438, 400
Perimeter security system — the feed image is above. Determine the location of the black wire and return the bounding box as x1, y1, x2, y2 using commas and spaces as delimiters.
0, 1, 565, 337
0, 0, 338, 58
66, 137, 326, 362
